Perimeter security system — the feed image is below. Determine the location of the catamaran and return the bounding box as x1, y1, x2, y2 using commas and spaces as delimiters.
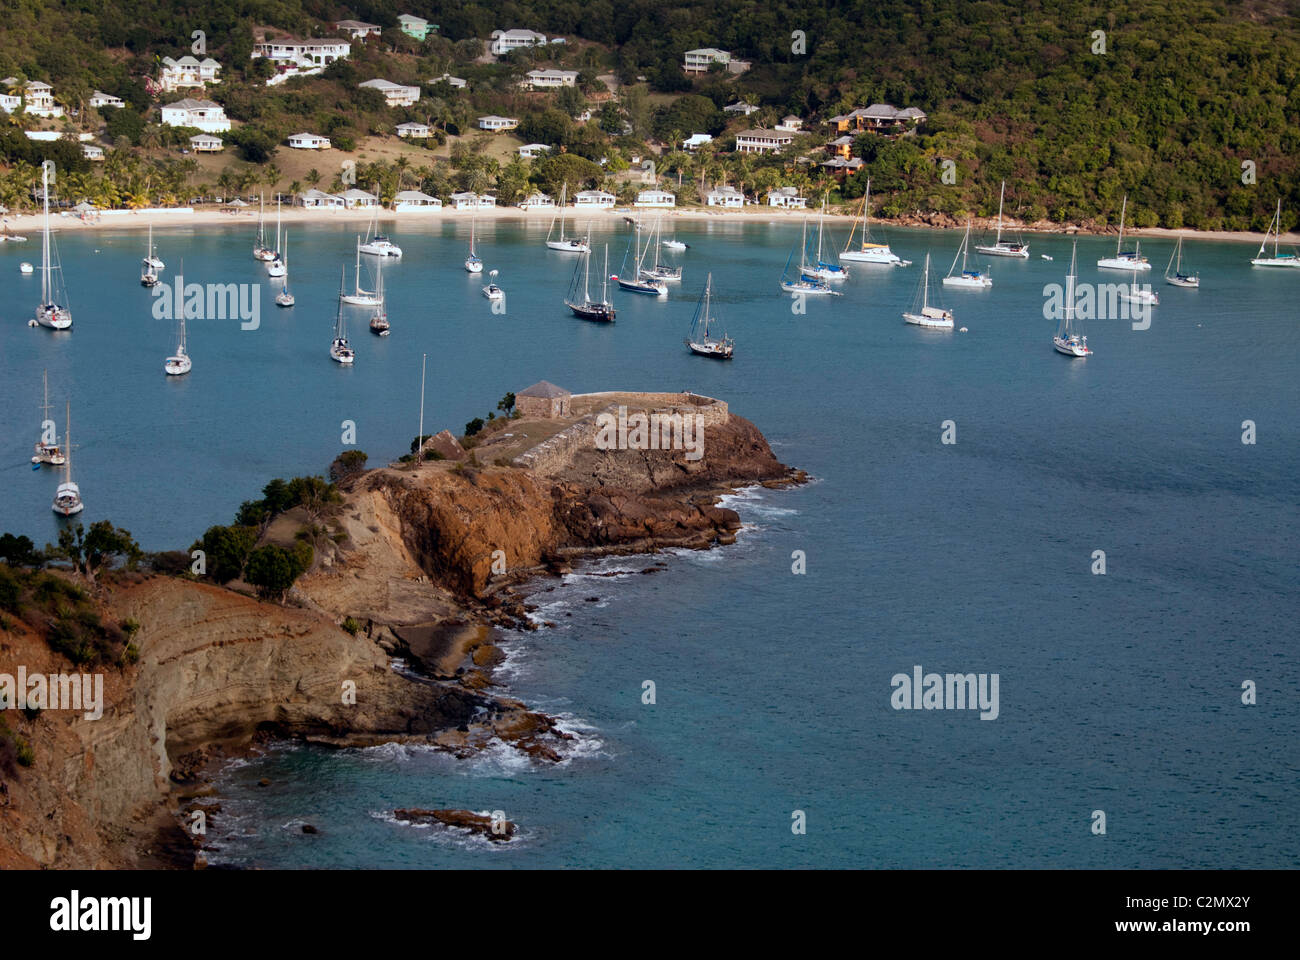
276, 233, 295, 306
359, 199, 402, 258
369, 264, 389, 335
1054, 241, 1092, 357
340, 237, 382, 305
1097, 195, 1150, 271
1164, 235, 1199, 287
613, 227, 667, 295
546, 185, 589, 253
685, 273, 734, 359
1250, 199, 1300, 268
805, 197, 848, 280
32, 370, 65, 466
943, 221, 992, 288
782, 219, 840, 295
566, 241, 616, 322
483, 268, 504, 301
464, 218, 482, 273
640, 218, 682, 282
840, 179, 908, 265
974, 181, 1029, 258
330, 269, 356, 363
164, 311, 192, 376
253, 194, 276, 261
266, 198, 286, 277
33, 163, 72, 330
52, 401, 83, 517
902, 253, 954, 328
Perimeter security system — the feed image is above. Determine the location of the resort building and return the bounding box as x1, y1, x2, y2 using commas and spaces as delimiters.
90, 90, 125, 109
1, 79, 63, 117
159, 98, 231, 132
706, 185, 745, 208
821, 156, 865, 175
635, 189, 677, 208
398, 15, 434, 40
338, 188, 379, 209
734, 129, 794, 154
287, 132, 331, 149
490, 29, 548, 56
776, 115, 804, 132
521, 69, 579, 89
517, 381, 572, 419
684, 48, 749, 74
828, 104, 927, 134
520, 192, 554, 209
189, 134, 224, 152
828, 135, 854, 159
252, 37, 351, 68
298, 189, 345, 208
396, 121, 431, 138
393, 190, 442, 210
334, 20, 381, 41
518, 143, 552, 159
359, 79, 420, 107
574, 190, 616, 208
723, 101, 759, 116
767, 187, 807, 208
158, 56, 222, 93
681, 133, 713, 151
478, 115, 519, 131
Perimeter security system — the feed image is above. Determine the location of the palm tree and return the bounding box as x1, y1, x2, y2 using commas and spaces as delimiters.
305, 168, 321, 188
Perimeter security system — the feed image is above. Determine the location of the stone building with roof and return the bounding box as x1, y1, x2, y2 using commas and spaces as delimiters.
517, 381, 572, 419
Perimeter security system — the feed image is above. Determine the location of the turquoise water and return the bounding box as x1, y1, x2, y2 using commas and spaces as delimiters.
2, 219, 1297, 867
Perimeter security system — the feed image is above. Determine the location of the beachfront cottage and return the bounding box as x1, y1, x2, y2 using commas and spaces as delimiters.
297, 188, 345, 208
160, 98, 231, 132
450, 192, 480, 210
334, 20, 381, 40
767, 187, 806, 208
734, 129, 793, 154
635, 189, 676, 208
477, 115, 519, 132
706, 185, 744, 208
360, 79, 420, 107
287, 132, 331, 149
490, 29, 548, 56
517, 381, 572, 419
189, 134, 223, 152
396, 121, 431, 138
393, 190, 441, 211
338, 188, 379, 209
574, 190, 616, 208
476, 194, 497, 208
520, 192, 554, 209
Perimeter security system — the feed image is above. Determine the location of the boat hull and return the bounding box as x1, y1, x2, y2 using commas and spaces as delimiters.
1250, 257, 1300, 268
942, 275, 992, 289
465, 258, 482, 273
340, 294, 381, 306
35, 307, 72, 330
547, 240, 589, 253
614, 276, 667, 296
780, 281, 840, 296
840, 248, 902, 265
1166, 276, 1199, 287
686, 339, 733, 359
974, 243, 1029, 259
902, 312, 954, 329
359, 243, 402, 258
1053, 336, 1091, 357
164, 356, 192, 376
568, 301, 615, 322
1097, 257, 1151, 271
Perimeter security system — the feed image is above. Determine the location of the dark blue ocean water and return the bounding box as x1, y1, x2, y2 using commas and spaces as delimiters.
2, 217, 1296, 867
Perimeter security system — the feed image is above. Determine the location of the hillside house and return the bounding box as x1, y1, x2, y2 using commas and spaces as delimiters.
828, 104, 927, 134
518, 143, 552, 159
490, 29, 548, 55
252, 37, 351, 68
723, 101, 759, 116
776, 115, 804, 132
90, 90, 125, 109
734, 129, 793, 154
683, 48, 749, 74
430, 73, 467, 89
360, 79, 420, 107
682, 133, 713, 151
189, 134, 224, 152
398, 15, 434, 40
396, 121, 431, 138
158, 56, 222, 93
160, 98, 230, 132
287, 132, 331, 149
1, 79, 63, 118
334, 20, 381, 40
478, 115, 519, 131
521, 69, 578, 90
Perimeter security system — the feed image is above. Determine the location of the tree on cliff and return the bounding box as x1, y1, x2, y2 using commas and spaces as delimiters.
244, 542, 313, 602
194, 525, 259, 584
49, 522, 141, 583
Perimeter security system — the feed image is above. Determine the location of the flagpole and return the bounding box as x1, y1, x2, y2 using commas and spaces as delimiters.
416, 353, 426, 464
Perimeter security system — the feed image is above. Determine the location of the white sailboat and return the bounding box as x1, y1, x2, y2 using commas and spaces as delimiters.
359, 198, 402, 257
369, 265, 389, 335
140, 225, 159, 287
1054, 241, 1092, 357
640, 218, 682, 282
942, 221, 992, 288
805, 197, 848, 280
464, 218, 482, 273
276, 232, 295, 306
31, 370, 66, 466
1249, 199, 1300, 268
902, 254, 954, 328
33, 163, 72, 330
781, 218, 841, 295
685, 273, 734, 359
253, 193, 276, 261
545, 185, 589, 253
266, 197, 286, 277
1097, 195, 1150, 271
1164, 235, 1199, 287
164, 311, 192, 376
330, 268, 355, 363
482, 268, 504, 301
613, 225, 667, 295
974, 181, 1029, 258
840, 179, 908, 265
1120, 265, 1159, 305
340, 237, 382, 305
52, 401, 83, 517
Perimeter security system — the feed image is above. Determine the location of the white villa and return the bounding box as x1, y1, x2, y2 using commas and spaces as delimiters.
635, 189, 676, 208
90, 90, 125, 109
393, 190, 441, 210
518, 143, 552, 159
189, 134, 224, 152
681, 133, 713, 151
252, 37, 351, 68
160, 98, 231, 132
287, 132, 331, 149
574, 190, 616, 208
82, 144, 104, 160
476, 194, 497, 208
478, 115, 519, 131
684, 48, 731, 73
339, 188, 379, 209
723, 101, 759, 116
1, 79, 63, 118
776, 115, 804, 132
158, 56, 222, 93
396, 121, 431, 138
521, 69, 578, 89
360, 79, 420, 107
767, 187, 807, 208
734, 129, 794, 154
706, 185, 744, 208
298, 189, 345, 208
520, 192, 554, 209
334, 20, 381, 40
490, 29, 548, 56
450, 192, 482, 210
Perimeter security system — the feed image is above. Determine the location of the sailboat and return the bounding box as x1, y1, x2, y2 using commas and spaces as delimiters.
144, 224, 164, 271
253, 194, 276, 261
566, 241, 616, 322
1164, 236, 1199, 287
464, 218, 482, 273
140, 223, 163, 286
640, 218, 682, 282
52, 401, 83, 516
1097, 195, 1150, 270
545, 185, 589, 253
31, 370, 66, 466
1054, 241, 1092, 357
613, 226, 667, 295
340, 237, 382, 305
33, 162, 72, 330
804, 197, 848, 281
1120, 264, 1159, 305
1249, 199, 1300, 268
840, 179, 908, 265
359, 197, 402, 258
974, 181, 1029, 258
266, 197, 286, 277
369, 265, 389, 335
902, 254, 954, 328
276, 233, 295, 306
943, 221, 992, 288
685, 273, 734, 359
781, 219, 840, 295
482, 268, 504, 301
164, 311, 192, 375
330, 269, 355, 363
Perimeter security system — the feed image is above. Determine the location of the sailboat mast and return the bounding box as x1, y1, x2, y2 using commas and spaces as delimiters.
583, 240, 591, 300
922, 253, 930, 306
64, 400, 72, 484
1117, 196, 1127, 255
995, 181, 1005, 244
602, 244, 609, 302
41, 163, 51, 305
1064, 242, 1077, 335
417, 353, 427, 464
817, 197, 825, 262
